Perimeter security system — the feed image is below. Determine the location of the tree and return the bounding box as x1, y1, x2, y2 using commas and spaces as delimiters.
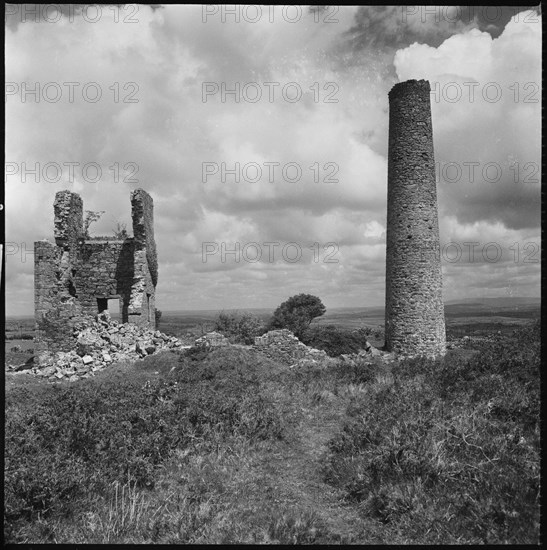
269, 293, 326, 339
83, 210, 105, 238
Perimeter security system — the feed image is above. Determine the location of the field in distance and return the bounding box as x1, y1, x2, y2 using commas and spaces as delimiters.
6, 296, 540, 346
158, 296, 540, 338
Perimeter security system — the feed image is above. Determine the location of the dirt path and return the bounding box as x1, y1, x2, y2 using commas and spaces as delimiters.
254, 397, 374, 543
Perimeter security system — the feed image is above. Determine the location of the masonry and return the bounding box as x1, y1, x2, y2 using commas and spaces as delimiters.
34, 189, 158, 354
385, 79, 446, 357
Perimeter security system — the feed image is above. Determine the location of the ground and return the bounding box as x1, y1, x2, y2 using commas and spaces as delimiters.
4, 302, 540, 544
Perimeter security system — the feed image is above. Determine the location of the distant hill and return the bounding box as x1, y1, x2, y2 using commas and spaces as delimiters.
7, 297, 540, 325
163, 308, 274, 317
444, 297, 540, 320
163, 297, 539, 315
444, 297, 540, 307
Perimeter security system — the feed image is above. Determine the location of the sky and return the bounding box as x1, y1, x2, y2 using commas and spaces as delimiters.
5, 5, 542, 315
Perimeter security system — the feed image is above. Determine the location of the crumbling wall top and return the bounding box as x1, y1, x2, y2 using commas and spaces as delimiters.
131, 189, 158, 287
54, 190, 83, 249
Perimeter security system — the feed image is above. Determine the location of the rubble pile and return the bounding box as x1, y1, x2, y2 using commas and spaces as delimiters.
253, 329, 328, 365
193, 331, 230, 349
31, 311, 187, 381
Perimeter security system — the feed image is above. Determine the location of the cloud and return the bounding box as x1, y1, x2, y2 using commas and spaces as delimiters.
5, 7, 541, 315
393, 11, 541, 231
343, 5, 478, 51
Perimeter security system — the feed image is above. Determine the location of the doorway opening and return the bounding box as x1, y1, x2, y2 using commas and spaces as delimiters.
96, 296, 122, 322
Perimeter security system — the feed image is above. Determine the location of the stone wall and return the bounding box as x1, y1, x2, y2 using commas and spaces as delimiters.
131, 189, 158, 287
385, 79, 446, 357
34, 240, 87, 353
253, 329, 327, 365
34, 189, 158, 358
75, 240, 134, 318
128, 189, 157, 325
194, 332, 230, 348
54, 190, 83, 253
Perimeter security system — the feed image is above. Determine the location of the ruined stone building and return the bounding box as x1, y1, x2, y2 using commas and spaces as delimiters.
385, 79, 446, 356
34, 189, 158, 352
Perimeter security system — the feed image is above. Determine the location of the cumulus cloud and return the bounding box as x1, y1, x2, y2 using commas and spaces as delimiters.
5, 6, 541, 315
394, 12, 541, 229
392, 9, 541, 301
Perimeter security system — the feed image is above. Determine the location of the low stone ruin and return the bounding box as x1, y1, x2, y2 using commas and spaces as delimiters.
253, 328, 394, 366
193, 331, 230, 349
30, 311, 187, 381
8, 323, 396, 383
253, 329, 329, 365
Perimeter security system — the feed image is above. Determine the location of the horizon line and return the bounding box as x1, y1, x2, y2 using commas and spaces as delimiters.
6, 296, 541, 318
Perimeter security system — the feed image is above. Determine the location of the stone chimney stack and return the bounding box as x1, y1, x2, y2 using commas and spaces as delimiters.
385, 79, 446, 357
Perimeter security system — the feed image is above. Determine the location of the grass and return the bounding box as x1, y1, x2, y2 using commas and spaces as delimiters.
322, 322, 540, 543
4, 320, 540, 544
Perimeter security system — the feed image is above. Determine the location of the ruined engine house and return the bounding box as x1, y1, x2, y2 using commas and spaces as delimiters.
34, 189, 158, 352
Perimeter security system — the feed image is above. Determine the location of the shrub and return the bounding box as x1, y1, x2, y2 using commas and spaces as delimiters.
112, 221, 129, 239
213, 310, 266, 344
300, 325, 367, 357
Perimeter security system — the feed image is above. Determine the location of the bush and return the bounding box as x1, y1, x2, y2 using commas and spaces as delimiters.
213, 310, 266, 344
300, 325, 367, 357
